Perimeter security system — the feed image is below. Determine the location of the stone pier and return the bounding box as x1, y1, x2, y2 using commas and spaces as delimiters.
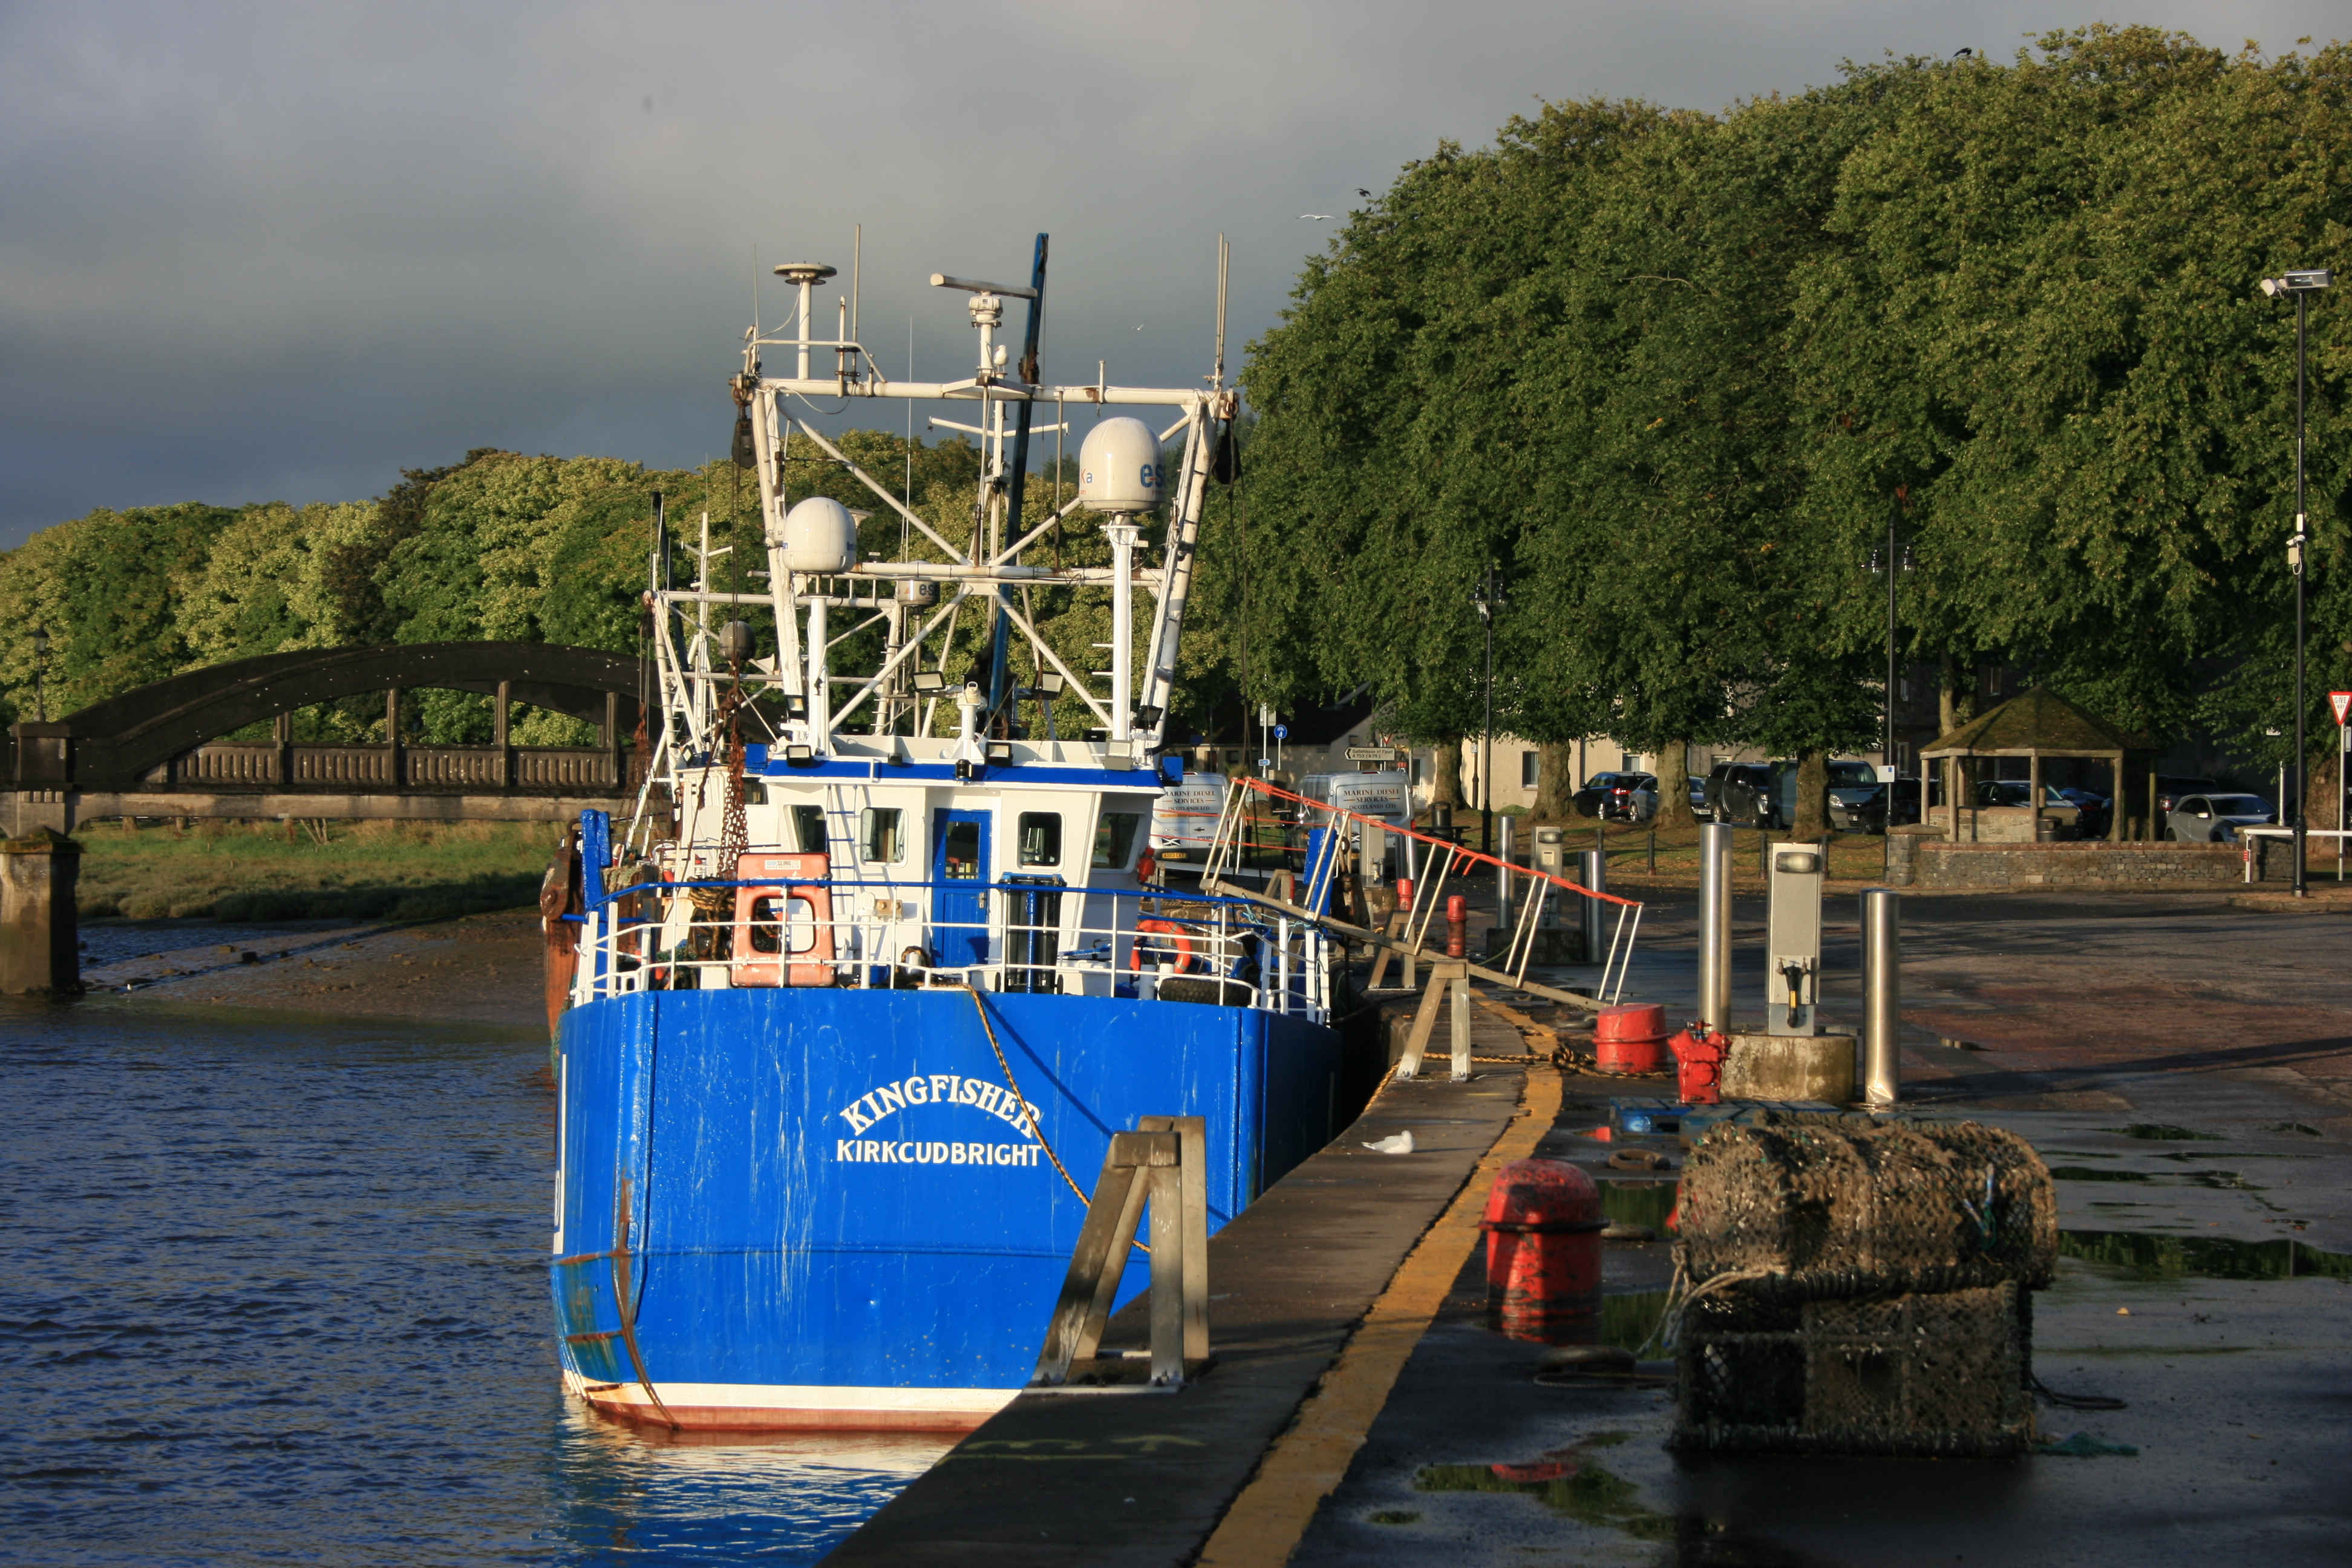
0, 828, 80, 996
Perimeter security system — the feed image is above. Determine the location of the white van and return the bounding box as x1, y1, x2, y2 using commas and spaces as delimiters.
1320, 772, 1411, 829
1296, 772, 1413, 879
1147, 775, 1230, 862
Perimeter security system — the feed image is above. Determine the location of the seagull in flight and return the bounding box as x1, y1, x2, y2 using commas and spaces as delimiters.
1298, 213, 1334, 221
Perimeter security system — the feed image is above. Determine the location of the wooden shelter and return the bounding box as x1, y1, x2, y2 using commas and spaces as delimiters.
1919, 687, 2138, 844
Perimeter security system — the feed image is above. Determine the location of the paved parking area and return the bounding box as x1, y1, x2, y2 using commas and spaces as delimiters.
1295, 889, 2352, 1567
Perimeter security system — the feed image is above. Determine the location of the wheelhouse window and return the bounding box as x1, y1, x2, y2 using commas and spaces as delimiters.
791, 805, 827, 855
860, 807, 903, 863
1018, 811, 1062, 867
1094, 811, 1145, 869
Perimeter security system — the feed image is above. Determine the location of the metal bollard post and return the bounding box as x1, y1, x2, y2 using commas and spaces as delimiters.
1498, 814, 1515, 925
1860, 887, 1901, 1106
1576, 848, 1607, 965
1698, 823, 1734, 1030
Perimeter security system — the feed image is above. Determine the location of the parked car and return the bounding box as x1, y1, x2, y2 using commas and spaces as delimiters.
1821, 760, 1881, 830
1687, 774, 1710, 818
1704, 762, 1780, 827
2152, 776, 2221, 838
2166, 792, 2276, 843
1572, 771, 1658, 822
1968, 779, 2085, 835
2056, 788, 2112, 839
1829, 776, 1909, 834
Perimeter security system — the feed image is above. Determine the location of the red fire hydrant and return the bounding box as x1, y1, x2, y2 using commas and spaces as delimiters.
1480, 1158, 1604, 1342
1668, 1022, 1728, 1105
1446, 893, 1468, 958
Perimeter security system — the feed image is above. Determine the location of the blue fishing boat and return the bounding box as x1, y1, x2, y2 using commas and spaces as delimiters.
548, 236, 1347, 1430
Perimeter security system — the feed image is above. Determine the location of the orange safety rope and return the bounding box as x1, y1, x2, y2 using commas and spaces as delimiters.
1220, 776, 1644, 910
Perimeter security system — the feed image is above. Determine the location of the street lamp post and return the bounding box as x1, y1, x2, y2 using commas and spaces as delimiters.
2261, 268, 2333, 898
1868, 520, 1910, 875
31, 627, 49, 724
1474, 563, 1504, 855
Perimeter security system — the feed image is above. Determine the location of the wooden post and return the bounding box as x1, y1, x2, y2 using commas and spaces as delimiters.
2111, 750, 2126, 843
1029, 1121, 1209, 1390
496, 679, 514, 789
0, 828, 79, 995
1449, 965, 1473, 1080
2028, 751, 2042, 841
1397, 960, 1469, 1080
606, 690, 623, 789
385, 687, 403, 786
274, 710, 293, 786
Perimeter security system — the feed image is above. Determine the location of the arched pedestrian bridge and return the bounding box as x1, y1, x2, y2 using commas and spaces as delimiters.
8, 641, 648, 833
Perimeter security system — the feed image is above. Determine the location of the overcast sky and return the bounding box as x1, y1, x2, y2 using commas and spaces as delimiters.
1, 2, 2342, 544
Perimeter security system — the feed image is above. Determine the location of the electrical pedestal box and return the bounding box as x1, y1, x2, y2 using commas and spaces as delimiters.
1766, 843, 1824, 1036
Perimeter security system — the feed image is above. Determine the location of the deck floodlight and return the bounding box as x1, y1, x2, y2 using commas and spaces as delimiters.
1034, 670, 1067, 697
1132, 704, 1163, 730
783, 743, 815, 766
2261, 270, 2334, 296
985, 740, 1014, 766
913, 669, 946, 694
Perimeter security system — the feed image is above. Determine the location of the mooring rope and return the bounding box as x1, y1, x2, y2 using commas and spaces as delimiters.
951, 982, 1089, 1204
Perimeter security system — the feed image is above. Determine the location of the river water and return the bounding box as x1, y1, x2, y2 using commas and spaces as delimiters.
2, 996, 949, 1566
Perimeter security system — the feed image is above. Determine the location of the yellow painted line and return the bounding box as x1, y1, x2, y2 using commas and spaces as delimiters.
1196, 1060, 1564, 1568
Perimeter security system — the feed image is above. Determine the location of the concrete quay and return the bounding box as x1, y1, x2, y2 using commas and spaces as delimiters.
828, 888, 2352, 1567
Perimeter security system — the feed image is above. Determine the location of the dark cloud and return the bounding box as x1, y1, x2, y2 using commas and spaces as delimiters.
1, 0, 2340, 540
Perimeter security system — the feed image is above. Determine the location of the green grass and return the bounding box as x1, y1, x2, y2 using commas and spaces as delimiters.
72, 817, 553, 924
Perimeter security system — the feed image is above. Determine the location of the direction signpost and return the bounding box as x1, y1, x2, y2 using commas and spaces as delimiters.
2333, 692, 2351, 880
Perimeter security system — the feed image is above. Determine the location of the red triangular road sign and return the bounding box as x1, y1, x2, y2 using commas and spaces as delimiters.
2331, 691, 2352, 726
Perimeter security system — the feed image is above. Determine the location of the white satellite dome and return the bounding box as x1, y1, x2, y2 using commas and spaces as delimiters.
780, 495, 858, 573
1076, 418, 1162, 514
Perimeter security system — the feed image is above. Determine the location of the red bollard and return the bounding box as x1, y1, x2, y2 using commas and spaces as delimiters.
1446, 893, 1468, 957
1593, 1003, 1670, 1076
1396, 877, 1416, 912
1480, 1158, 1604, 1342
1668, 1022, 1727, 1105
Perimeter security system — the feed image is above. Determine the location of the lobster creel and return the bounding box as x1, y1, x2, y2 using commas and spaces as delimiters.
1677, 1119, 2056, 1303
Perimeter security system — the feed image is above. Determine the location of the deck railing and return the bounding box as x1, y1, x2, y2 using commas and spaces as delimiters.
569, 875, 1333, 1022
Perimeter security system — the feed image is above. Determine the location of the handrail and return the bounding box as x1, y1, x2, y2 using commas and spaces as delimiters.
1220, 776, 1644, 909
592, 875, 1287, 911
1204, 775, 1645, 1005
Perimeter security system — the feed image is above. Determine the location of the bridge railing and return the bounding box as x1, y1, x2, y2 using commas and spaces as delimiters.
122, 741, 644, 794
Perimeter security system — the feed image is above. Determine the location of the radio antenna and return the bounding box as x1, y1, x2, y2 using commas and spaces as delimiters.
1213, 234, 1229, 388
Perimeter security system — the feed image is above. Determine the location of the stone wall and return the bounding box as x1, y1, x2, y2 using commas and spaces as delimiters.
1887, 831, 2242, 890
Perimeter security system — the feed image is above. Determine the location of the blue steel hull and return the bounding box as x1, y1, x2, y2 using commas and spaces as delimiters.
551, 987, 1341, 1429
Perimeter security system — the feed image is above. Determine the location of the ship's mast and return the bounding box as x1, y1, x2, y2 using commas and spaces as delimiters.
633, 235, 1238, 851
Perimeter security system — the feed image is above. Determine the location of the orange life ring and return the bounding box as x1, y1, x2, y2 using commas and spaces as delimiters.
1129, 918, 1197, 973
